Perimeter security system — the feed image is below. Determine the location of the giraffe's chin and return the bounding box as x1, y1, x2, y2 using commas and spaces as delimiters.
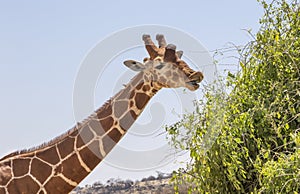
186, 82, 200, 91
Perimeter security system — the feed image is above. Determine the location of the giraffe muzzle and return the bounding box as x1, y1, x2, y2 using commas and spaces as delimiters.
186, 71, 204, 91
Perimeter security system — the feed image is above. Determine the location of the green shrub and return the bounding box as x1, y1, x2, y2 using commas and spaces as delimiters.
167, 1, 300, 193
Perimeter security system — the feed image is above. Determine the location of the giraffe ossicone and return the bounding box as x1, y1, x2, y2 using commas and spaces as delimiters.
0, 34, 203, 194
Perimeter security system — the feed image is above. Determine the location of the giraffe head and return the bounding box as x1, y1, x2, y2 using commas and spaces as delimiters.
124, 34, 203, 91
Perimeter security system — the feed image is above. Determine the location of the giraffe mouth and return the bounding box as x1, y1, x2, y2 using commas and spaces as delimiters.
185, 71, 203, 91
186, 80, 200, 91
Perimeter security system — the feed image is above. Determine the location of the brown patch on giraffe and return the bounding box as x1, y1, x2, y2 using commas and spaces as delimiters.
7, 176, 39, 193
96, 100, 113, 119
99, 116, 114, 132
76, 134, 85, 149
30, 158, 52, 184
0, 188, 5, 194
136, 82, 144, 91
165, 70, 172, 77
152, 88, 158, 93
88, 120, 105, 136
12, 158, 30, 177
113, 100, 128, 118
135, 93, 151, 110
44, 176, 74, 193
0, 162, 12, 185
36, 145, 60, 165
57, 136, 75, 159
159, 77, 167, 84
130, 110, 138, 120
172, 72, 179, 81
142, 85, 150, 92
59, 154, 89, 184
86, 140, 102, 159
107, 128, 123, 143
119, 110, 137, 131
101, 135, 116, 154
80, 142, 102, 169
129, 100, 134, 107
77, 125, 94, 148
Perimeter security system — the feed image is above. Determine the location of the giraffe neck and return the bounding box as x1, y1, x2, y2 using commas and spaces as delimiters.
0, 72, 159, 193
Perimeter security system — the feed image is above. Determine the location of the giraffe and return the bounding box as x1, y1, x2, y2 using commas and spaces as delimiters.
0, 34, 203, 194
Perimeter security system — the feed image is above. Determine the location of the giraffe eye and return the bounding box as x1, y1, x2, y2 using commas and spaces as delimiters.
155, 64, 164, 70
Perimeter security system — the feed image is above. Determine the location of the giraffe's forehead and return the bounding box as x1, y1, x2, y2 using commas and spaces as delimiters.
144, 56, 163, 64
143, 57, 196, 78
144, 58, 163, 68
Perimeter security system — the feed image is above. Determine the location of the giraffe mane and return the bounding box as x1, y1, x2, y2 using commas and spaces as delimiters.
0, 98, 114, 161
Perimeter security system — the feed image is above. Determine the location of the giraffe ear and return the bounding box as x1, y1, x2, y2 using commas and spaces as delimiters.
176, 50, 183, 59
123, 60, 146, 72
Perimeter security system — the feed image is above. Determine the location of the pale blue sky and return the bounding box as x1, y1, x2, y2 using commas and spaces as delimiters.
0, 0, 263, 186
